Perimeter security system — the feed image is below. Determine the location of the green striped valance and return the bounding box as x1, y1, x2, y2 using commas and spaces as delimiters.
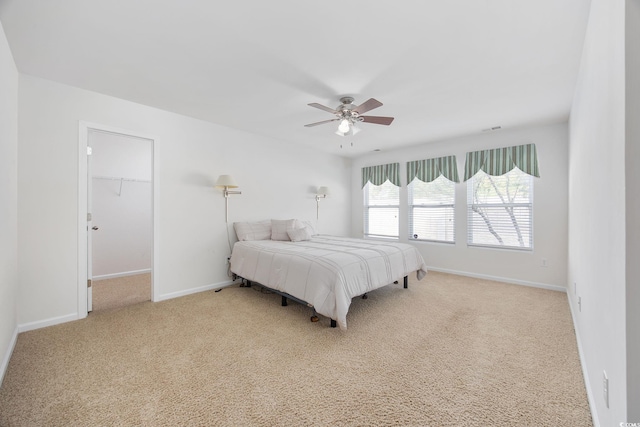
463, 143, 540, 181
407, 155, 460, 184
361, 163, 401, 188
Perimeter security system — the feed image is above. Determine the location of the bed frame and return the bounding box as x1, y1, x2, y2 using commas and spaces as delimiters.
235, 275, 409, 328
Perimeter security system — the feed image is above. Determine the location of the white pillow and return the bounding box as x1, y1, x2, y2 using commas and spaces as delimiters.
294, 219, 317, 236
287, 226, 313, 242
271, 219, 296, 241
233, 221, 272, 241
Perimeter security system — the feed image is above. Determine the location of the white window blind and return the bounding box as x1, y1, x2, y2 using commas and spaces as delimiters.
467, 168, 533, 250
408, 175, 455, 242
364, 181, 399, 239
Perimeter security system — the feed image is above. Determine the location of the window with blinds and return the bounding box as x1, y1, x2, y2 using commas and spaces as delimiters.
467, 168, 533, 250
363, 180, 399, 239
408, 175, 455, 243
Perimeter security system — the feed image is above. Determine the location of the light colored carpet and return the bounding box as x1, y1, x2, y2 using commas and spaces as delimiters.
92, 273, 151, 312
0, 271, 592, 426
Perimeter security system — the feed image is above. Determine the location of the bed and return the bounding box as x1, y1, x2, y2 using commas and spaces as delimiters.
229, 220, 428, 329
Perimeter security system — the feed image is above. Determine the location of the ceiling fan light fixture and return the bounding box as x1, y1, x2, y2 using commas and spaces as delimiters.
335, 122, 361, 137
338, 119, 350, 133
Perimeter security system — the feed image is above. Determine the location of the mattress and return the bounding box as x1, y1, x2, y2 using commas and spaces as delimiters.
229, 235, 428, 329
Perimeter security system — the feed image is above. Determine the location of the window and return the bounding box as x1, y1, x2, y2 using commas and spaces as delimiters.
408, 175, 455, 242
362, 163, 400, 239
364, 180, 399, 239
406, 155, 459, 243
467, 168, 533, 249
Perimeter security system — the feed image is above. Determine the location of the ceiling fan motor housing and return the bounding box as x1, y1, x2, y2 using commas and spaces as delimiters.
339, 96, 355, 106
338, 97, 358, 120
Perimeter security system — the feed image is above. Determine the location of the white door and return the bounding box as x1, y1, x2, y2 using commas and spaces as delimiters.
87, 144, 94, 312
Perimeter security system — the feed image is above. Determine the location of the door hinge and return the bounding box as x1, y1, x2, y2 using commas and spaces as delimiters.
87, 146, 92, 155
87, 279, 92, 288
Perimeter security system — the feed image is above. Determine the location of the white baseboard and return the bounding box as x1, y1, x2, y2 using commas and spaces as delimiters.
17, 313, 78, 333
0, 326, 18, 386
93, 268, 152, 281
16, 279, 234, 334
567, 297, 600, 427
426, 266, 567, 293
155, 279, 236, 302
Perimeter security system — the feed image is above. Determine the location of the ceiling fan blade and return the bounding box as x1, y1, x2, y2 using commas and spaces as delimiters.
361, 116, 394, 125
308, 103, 338, 114
304, 118, 339, 127
353, 98, 383, 115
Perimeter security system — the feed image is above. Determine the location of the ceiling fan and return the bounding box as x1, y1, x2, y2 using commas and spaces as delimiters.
304, 97, 394, 136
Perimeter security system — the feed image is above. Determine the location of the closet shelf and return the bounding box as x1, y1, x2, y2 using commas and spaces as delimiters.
92, 175, 151, 196
92, 175, 151, 183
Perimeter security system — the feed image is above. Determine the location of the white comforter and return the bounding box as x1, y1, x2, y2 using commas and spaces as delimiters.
229, 236, 428, 329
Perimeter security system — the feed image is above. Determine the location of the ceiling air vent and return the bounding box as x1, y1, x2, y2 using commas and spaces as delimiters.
482, 126, 502, 132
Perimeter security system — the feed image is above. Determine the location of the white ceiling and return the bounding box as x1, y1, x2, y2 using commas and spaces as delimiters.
0, 0, 591, 158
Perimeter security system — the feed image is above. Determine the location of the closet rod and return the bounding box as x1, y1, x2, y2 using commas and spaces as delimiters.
92, 175, 151, 183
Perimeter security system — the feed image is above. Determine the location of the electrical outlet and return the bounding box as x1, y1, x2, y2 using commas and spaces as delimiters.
603, 371, 609, 408
541, 258, 548, 267
578, 296, 582, 312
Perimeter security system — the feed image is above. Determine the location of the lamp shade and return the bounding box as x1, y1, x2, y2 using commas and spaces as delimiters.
317, 186, 330, 196
215, 174, 238, 188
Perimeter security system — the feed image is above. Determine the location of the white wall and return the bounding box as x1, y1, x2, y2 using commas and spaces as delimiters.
568, 0, 629, 424
91, 131, 152, 278
0, 21, 18, 383
351, 122, 568, 289
17, 75, 351, 329
625, 0, 640, 422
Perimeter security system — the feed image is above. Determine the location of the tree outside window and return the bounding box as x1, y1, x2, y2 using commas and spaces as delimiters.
467, 168, 533, 249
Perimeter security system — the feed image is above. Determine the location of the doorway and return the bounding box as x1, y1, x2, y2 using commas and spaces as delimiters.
78, 123, 156, 317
